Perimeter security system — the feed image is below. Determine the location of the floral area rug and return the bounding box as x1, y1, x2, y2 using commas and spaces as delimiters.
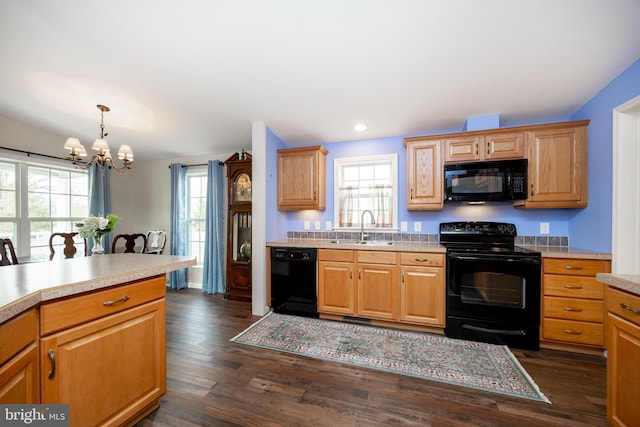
231, 312, 550, 403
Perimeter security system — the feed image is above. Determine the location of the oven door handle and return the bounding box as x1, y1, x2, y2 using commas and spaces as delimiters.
462, 323, 527, 336
448, 254, 540, 264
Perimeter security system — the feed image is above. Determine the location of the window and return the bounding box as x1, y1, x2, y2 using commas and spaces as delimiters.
187, 172, 207, 265
334, 154, 398, 230
0, 158, 89, 256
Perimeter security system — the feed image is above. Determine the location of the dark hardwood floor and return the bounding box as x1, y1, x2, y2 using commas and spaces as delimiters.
137, 288, 608, 427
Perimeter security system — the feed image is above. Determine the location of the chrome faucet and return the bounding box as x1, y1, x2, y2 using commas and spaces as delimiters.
360, 210, 375, 241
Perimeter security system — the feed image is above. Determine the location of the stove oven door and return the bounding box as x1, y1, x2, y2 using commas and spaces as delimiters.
445, 251, 541, 349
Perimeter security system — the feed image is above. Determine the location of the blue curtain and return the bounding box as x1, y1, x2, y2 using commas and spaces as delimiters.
169, 163, 188, 289
88, 164, 113, 253
202, 161, 225, 294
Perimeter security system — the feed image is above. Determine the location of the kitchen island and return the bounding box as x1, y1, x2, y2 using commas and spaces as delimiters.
0, 253, 196, 427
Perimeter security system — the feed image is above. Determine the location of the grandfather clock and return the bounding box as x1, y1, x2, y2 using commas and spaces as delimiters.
224, 150, 252, 301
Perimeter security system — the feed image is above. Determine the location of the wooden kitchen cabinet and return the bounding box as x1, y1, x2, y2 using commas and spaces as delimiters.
443, 132, 525, 162
357, 251, 397, 321
404, 138, 443, 210
318, 249, 356, 315
541, 258, 610, 349
0, 308, 39, 404
606, 286, 640, 427
399, 253, 445, 326
277, 145, 328, 210
517, 121, 589, 208
39, 275, 166, 427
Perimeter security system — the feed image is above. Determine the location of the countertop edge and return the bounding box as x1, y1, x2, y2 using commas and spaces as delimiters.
596, 273, 640, 297
0, 256, 196, 324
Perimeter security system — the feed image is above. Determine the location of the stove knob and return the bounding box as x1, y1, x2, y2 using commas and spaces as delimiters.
507, 224, 516, 234
498, 224, 506, 233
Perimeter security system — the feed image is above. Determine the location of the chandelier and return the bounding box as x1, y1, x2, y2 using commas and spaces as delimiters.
63, 104, 133, 174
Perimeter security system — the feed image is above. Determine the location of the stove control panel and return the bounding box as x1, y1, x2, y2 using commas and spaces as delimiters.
439, 221, 517, 236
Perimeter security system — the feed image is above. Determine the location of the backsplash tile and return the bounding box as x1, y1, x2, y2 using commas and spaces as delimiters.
288, 231, 569, 247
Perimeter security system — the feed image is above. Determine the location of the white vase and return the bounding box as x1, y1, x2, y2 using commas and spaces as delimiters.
92, 235, 105, 254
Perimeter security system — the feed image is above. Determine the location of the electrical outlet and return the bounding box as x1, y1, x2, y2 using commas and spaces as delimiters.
303, 221, 310, 230
401, 221, 408, 232
314, 221, 321, 230
325, 221, 332, 230
540, 222, 550, 234
414, 222, 421, 232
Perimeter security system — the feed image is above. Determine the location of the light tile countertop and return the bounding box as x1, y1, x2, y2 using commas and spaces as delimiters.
0, 253, 196, 324
596, 273, 640, 297
267, 239, 612, 260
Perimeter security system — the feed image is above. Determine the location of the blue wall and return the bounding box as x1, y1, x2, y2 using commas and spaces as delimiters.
267, 57, 640, 252
569, 58, 640, 252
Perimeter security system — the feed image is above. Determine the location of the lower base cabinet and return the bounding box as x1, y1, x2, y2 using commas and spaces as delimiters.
0, 309, 39, 404
606, 287, 640, 427
39, 275, 167, 427
399, 253, 445, 326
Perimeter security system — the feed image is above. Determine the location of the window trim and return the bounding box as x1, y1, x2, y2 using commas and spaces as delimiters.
333, 154, 398, 231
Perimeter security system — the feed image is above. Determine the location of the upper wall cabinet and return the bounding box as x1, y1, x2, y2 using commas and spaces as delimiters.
404, 119, 590, 210
515, 121, 589, 208
404, 138, 443, 210
277, 145, 328, 211
444, 132, 525, 162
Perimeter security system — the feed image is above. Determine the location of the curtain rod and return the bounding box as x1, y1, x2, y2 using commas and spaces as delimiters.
0, 146, 68, 162
168, 161, 223, 168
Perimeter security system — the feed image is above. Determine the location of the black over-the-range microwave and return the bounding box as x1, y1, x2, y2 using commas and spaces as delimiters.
444, 159, 528, 203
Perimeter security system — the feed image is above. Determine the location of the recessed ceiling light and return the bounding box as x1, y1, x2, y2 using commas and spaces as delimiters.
354, 123, 367, 132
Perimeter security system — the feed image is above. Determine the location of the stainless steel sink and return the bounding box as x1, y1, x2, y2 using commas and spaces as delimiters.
328, 239, 393, 246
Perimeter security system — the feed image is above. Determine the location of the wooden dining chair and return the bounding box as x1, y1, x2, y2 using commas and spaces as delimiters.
0, 237, 19, 265
49, 232, 87, 260
111, 233, 147, 253
145, 230, 167, 254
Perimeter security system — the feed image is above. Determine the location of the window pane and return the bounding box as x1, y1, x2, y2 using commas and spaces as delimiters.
51, 194, 71, 217
0, 190, 16, 217
71, 195, 88, 217
28, 167, 50, 192
28, 192, 50, 217
0, 162, 16, 190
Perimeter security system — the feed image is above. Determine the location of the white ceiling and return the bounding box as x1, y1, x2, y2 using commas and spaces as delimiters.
1, 0, 640, 160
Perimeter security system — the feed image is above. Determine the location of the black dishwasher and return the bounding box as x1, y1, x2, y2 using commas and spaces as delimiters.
270, 247, 318, 318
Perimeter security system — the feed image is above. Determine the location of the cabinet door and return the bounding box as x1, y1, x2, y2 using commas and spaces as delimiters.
607, 313, 640, 427
318, 261, 355, 315
357, 263, 397, 320
399, 266, 445, 326
485, 132, 525, 159
0, 344, 39, 404
277, 146, 327, 211
522, 125, 588, 208
406, 139, 443, 210
41, 299, 166, 427
443, 136, 481, 162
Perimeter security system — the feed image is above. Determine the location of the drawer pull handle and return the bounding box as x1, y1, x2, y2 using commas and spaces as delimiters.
621, 303, 640, 315
48, 349, 56, 380
414, 258, 429, 262
103, 295, 130, 306
562, 329, 583, 335
563, 285, 583, 290
564, 265, 583, 270
563, 307, 583, 312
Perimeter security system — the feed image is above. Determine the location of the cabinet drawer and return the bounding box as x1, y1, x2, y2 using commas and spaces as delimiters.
542, 318, 603, 346
0, 308, 37, 366
543, 258, 610, 276
358, 250, 396, 264
318, 249, 353, 262
399, 252, 444, 267
543, 297, 604, 323
543, 275, 604, 299
607, 287, 640, 326
40, 275, 166, 335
